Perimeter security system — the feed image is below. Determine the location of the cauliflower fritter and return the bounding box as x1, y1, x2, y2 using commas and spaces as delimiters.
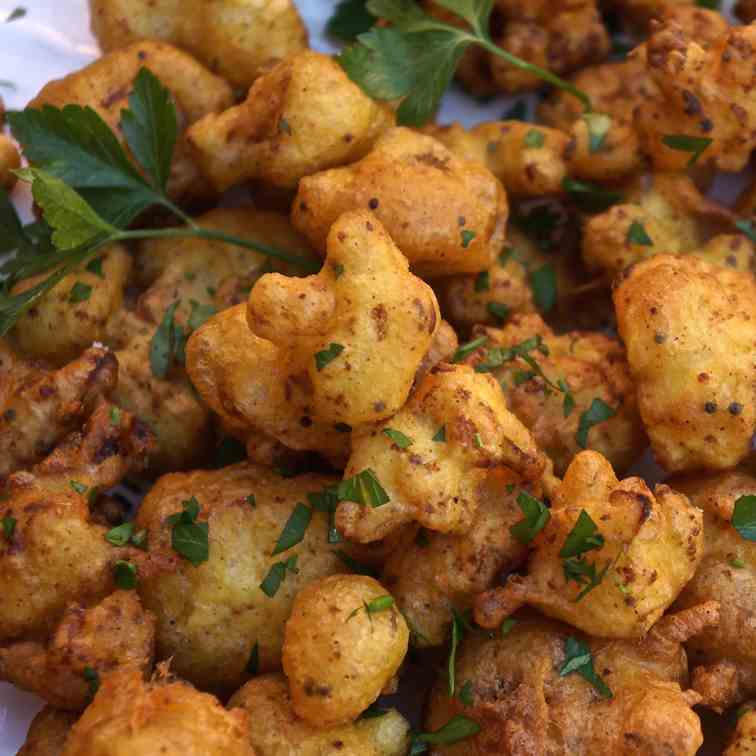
10, 245, 131, 365
229, 673, 411, 755
282, 574, 409, 727
614, 254, 756, 473
0, 400, 153, 640
336, 363, 546, 543
669, 471, 756, 710
582, 173, 746, 280
29, 41, 233, 202
60, 669, 255, 756
0, 343, 117, 477
634, 21, 756, 173
474, 451, 704, 638
187, 51, 394, 192
424, 121, 569, 198
17, 707, 77, 756
0, 591, 155, 710
426, 606, 717, 755
381, 469, 531, 647
188, 210, 440, 458
89, 0, 308, 90
135, 463, 344, 695
465, 313, 645, 476
727, 706, 756, 756
291, 128, 508, 277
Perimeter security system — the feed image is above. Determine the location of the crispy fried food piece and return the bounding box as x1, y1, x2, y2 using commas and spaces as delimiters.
0, 344, 117, 476
104, 310, 211, 473
135, 463, 344, 695
426, 607, 717, 755
0, 133, 20, 189
10, 246, 132, 365
613, 254, 756, 472
229, 673, 411, 755
465, 313, 645, 476
726, 705, 756, 755
89, 0, 307, 90
282, 575, 409, 727
0, 591, 155, 710
336, 363, 546, 543
30, 41, 232, 202
60, 669, 255, 756
473, 451, 704, 638
291, 128, 508, 277
187, 52, 393, 192
187, 211, 440, 459
607, 1, 727, 34
18, 707, 77, 756
381, 469, 530, 647
582, 173, 746, 280
424, 121, 569, 197
0, 400, 153, 640
634, 21, 756, 173
669, 471, 756, 710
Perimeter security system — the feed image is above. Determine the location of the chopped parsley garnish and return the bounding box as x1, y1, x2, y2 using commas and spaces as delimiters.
260, 554, 299, 597
576, 398, 616, 448
271, 502, 312, 555
315, 342, 344, 371
562, 178, 623, 213
109, 406, 121, 426
474, 270, 490, 292
432, 425, 446, 442
187, 299, 216, 331
347, 594, 395, 621
70, 480, 88, 495
500, 618, 517, 637
730, 557, 746, 569
337, 469, 390, 508
487, 301, 509, 323
626, 220, 653, 246
167, 497, 209, 567
661, 134, 713, 166
510, 491, 550, 544
114, 560, 137, 589
307, 486, 342, 544
2, 514, 16, 540
83, 666, 100, 698
246, 494, 256, 508
278, 118, 292, 135
560, 510, 609, 600
447, 608, 472, 697
530, 263, 557, 312
558, 378, 575, 417
461, 229, 476, 248
410, 715, 481, 753
68, 280, 92, 303
105, 521, 135, 547
453, 335, 487, 363
149, 300, 185, 378
732, 495, 756, 541
559, 637, 612, 698
85, 256, 104, 277
383, 427, 413, 448
523, 129, 545, 148
458, 680, 474, 706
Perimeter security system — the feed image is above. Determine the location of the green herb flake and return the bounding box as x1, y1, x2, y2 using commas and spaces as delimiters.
114, 559, 137, 590
560, 510, 605, 559
453, 335, 487, 363
576, 398, 616, 449
696, 0, 721, 8
583, 112, 611, 153
523, 129, 545, 148
105, 522, 134, 547
348, 594, 395, 621
333, 262, 345, 278
83, 666, 100, 698
68, 281, 92, 304
487, 301, 510, 323
661, 134, 713, 166
731, 557, 746, 569
327, 0, 374, 41
432, 425, 446, 442
149, 300, 183, 379
109, 406, 121, 426
6, 7, 26, 22
2, 514, 16, 540
337, 469, 390, 508
558, 378, 575, 417
86, 256, 104, 277
474, 270, 490, 292
500, 618, 517, 637
169, 497, 209, 567
383, 427, 413, 449
563, 178, 623, 213
187, 299, 216, 332
70, 480, 88, 495
246, 494, 256, 508
131, 529, 148, 550
559, 636, 612, 698
732, 495, 756, 541
315, 342, 344, 371
447, 609, 469, 697
260, 554, 299, 597
307, 486, 342, 544
626, 220, 653, 246
246, 641, 259, 674
461, 229, 476, 248
278, 118, 292, 135
530, 264, 557, 313
510, 491, 551, 545
271, 502, 312, 556
458, 680, 474, 706
410, 715, 482, 752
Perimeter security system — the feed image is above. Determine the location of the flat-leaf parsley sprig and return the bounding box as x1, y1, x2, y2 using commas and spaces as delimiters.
0, 67, 319, 336
338, 0, 592, 126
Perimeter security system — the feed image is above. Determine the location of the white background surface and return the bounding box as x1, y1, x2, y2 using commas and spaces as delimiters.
0, 0, 739, 752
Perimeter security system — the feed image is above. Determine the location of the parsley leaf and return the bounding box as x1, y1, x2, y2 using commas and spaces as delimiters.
327, 0, 375, 41
510, 491, 550, 544
474, 270, 490, 292
105, 521, 134, 547
487, 301, 509, 323
523, 129, 545, 148
68, 281, 92, 304
169, 497, 209, 567
559, 510, 604, 559
383, 427, 413, 448
626, 220, 653, 246
83, 666, 100, 698
432, 425, 446, 442
348, 594, 395, 620
307, 486, 342, 544
260, 554, 299, 597
447, 608, 469, 696
410, 715, 481, 752
661, 134, 712, 166
453, 334, 487, 362
271, 502, 312, 555
337, 469, 390, 508
315, 342, 345, 370
149, 300, 183, 379
559, 637, 612, 698
530, 264, 557, 312
114, 559, 137, 589
732, 495, 756, 541
558, 378, 575, 417
576, 398, 616, 448
458, 680, 474, 706
563, 556, 611, 601
461, 229, 476, 248
2, 514, 16, 540
500, 618, 517, 637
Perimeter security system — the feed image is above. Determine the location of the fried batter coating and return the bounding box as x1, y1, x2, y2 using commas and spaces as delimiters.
473, 451, 704, 638
18, 707, 77, 756
188, 210, 439, 457
381, 469, 530, 647
60, 669, 255, 756
0, 591, 155, 710
291, 128, 508, 277
229, 672, 411, 755
10, 245, 132, 365
727, 706, 756, 756
668, 471, 756, 710
613, 254, 756, 473
465, 313, 645, 476
30, 41, 232, 202
89, 0, 307, 90
424, 121, 569, 198
582, 173, 746, 280
187, 51, 393, 192
634, 21, 756, 173
0, 400, 153, 640
336, 363, 546, 543
135, 463, 344, 695
607, 1, 726, 33
0, 344, 117, 477
426, 607, 716, 755
282, 574, 409, 727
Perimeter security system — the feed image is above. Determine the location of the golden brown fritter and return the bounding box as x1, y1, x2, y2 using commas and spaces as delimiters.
291, 128, 508, 277
669, 471, 756, 711
336, 363, 546, 543
282, 574, 409, 727
89, 0, 308, 90
29, 41, 233, 203
381, 469, 531, 647
60, 668, 256, 756
17, 707, 77, 756
474, 451, 704, 638
10, 245, 131, 366
0, 343, 117, 477
0, 591, 155, 710
613, 254, 756, 473
229, 673, 411, 756
426, 606, 716, 755
727, 706, 756, 756
0, 400, 153, 641
134, 463, 344, 695
187, 51, 394, 192
464, 313, 645, 476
